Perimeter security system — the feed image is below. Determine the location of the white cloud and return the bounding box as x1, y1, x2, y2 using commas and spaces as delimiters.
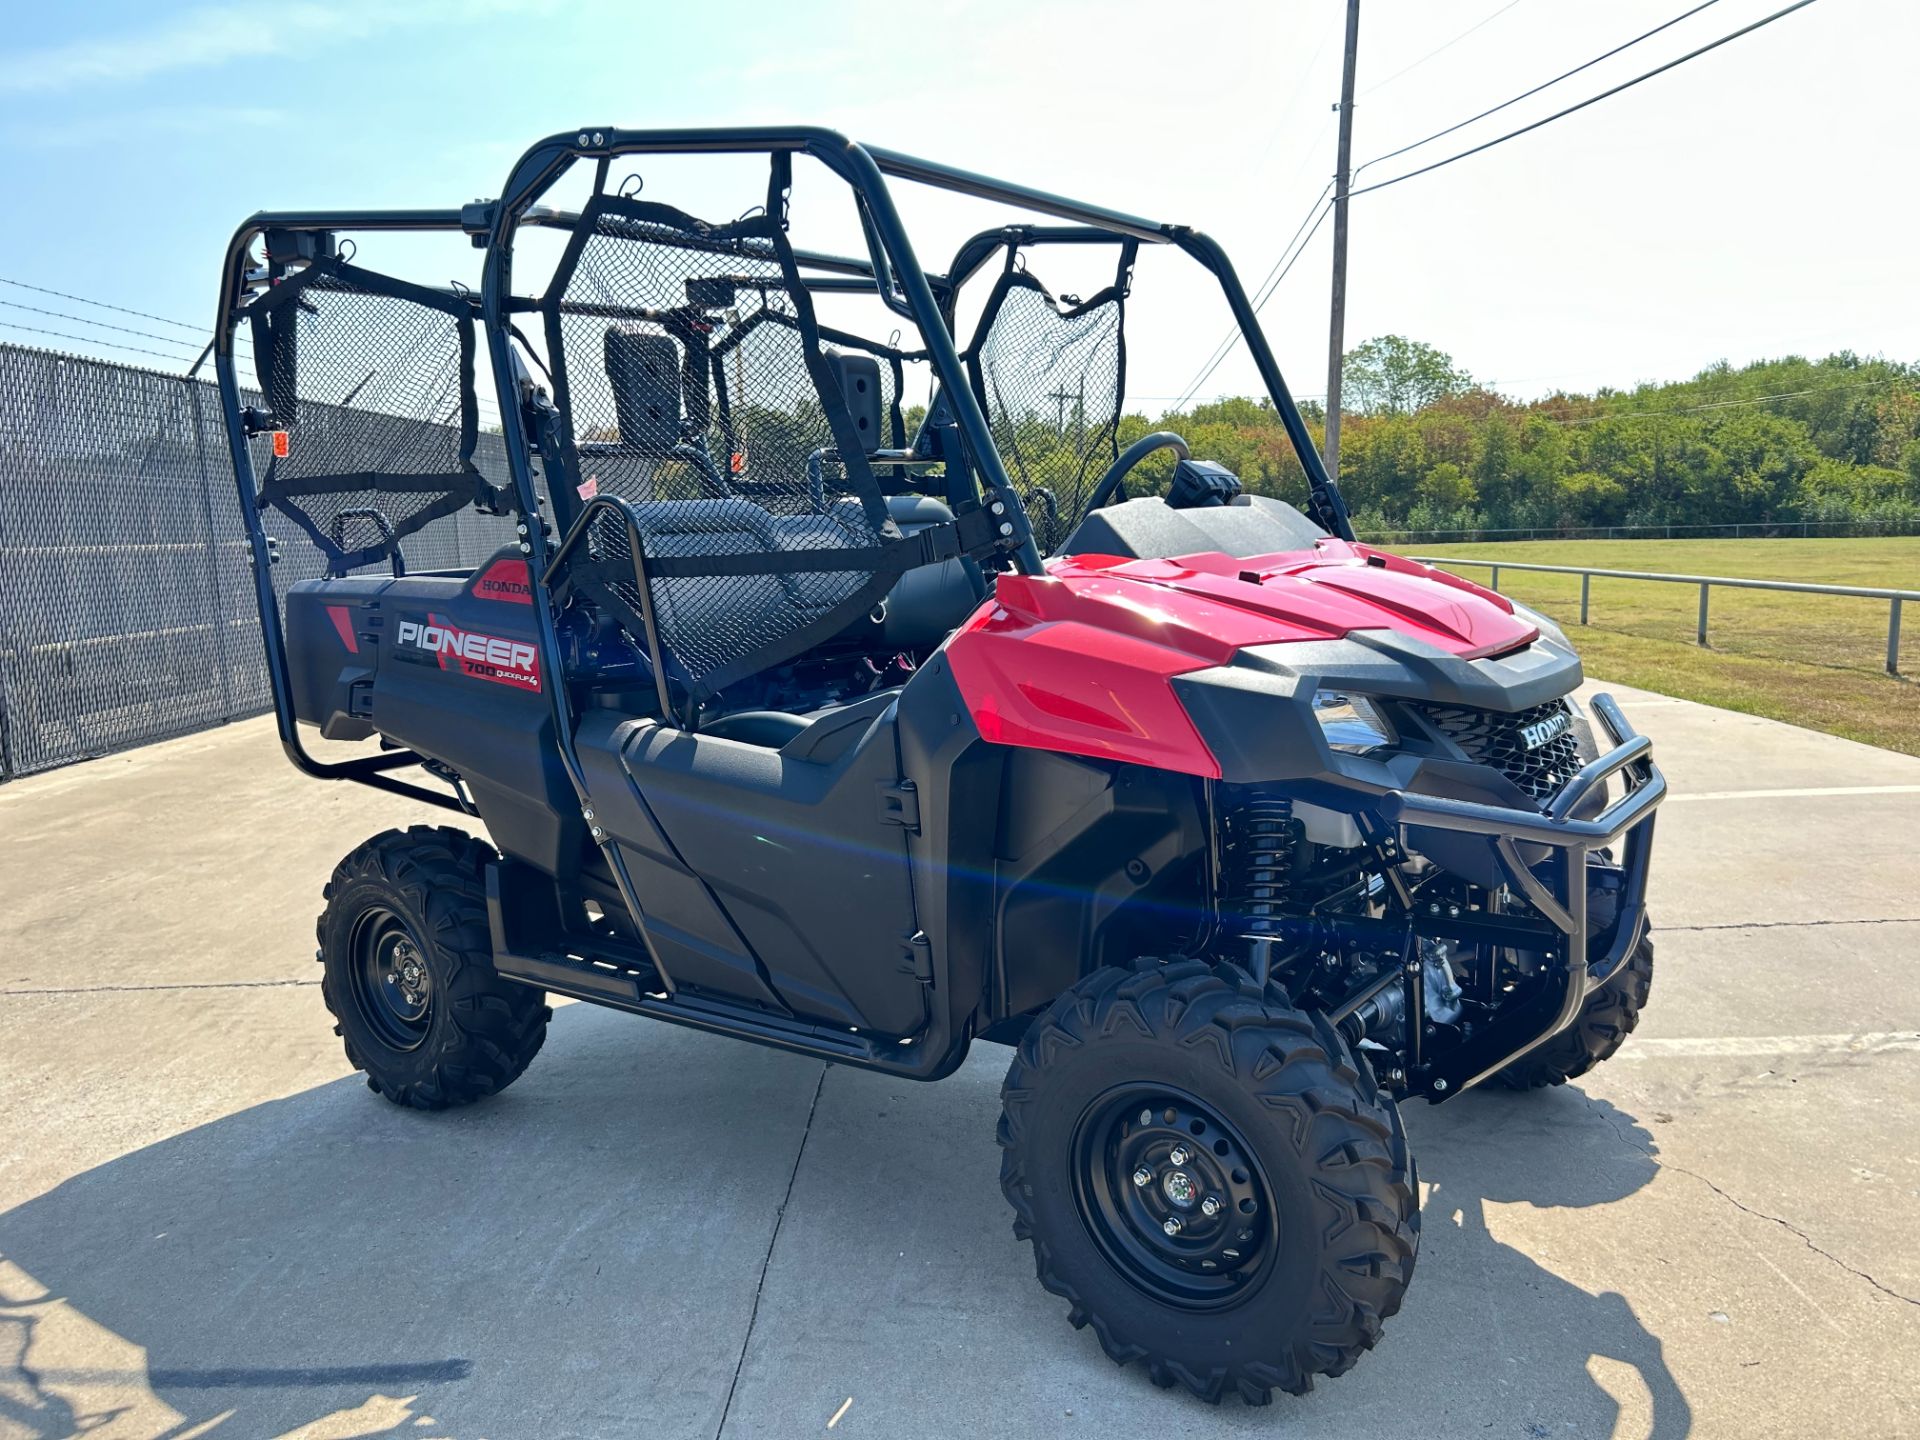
0, 0, 555, 95
0, 5, 344, 94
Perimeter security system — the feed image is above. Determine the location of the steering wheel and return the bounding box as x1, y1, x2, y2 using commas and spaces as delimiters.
1077, 431, 1190, 524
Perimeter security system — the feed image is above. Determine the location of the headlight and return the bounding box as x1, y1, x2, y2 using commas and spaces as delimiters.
1511, 599, 1570, 648
1313, 690, 1396, 754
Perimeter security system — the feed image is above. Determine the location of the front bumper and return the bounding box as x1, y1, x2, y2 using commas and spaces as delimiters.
1378, 693, 1665, 1095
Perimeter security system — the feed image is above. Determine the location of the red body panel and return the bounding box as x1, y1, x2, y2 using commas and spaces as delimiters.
323, 603, 359, 653
468, 557, 535, 605
943, 540, 1536, 776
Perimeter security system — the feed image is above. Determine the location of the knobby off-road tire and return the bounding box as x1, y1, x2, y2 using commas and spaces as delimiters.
318, 826, 549, 1110
998, 958, 1420, 1405
1496, 933, 1654, 1089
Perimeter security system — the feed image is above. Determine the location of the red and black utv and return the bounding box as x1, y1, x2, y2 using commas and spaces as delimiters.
215, 127, 1663, 1404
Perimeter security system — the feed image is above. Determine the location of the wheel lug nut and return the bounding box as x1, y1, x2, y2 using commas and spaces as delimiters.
1162, 1217, 1183, 1237
1201, 1196, 1221, 1217
1132, 1167, 1152, 1188
1168, 1145, 1190, 1166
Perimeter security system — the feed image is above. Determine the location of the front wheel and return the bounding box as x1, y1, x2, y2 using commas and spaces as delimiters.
318, 826, 549, 1110
998, 959, 1419, 1405
1496, 932, 1655, 1089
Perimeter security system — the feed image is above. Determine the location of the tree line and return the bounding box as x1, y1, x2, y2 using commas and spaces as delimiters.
1112, 340, 1920, 535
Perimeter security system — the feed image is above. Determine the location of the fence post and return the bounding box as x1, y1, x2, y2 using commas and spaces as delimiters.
1580, 572, 1591, 626
1697, 583, 1710, 647
1489, 564, 1499, 592
1891, 597, 1904, 677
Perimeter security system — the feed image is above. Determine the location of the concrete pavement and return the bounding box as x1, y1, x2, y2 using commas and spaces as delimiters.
2, 681, 1917, 1439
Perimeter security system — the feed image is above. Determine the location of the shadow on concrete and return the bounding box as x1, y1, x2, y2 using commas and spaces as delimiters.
713, 1055, 1697, 1437
0, 1003, 829, 1439
0, 1003, 1692, 1438
1391, 1087, 1695, 1439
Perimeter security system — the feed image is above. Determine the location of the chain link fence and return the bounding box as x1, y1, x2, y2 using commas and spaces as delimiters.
0, 343, 511, 781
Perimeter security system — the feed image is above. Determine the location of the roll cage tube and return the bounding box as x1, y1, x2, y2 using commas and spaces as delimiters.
1171, 228, 1353, 538
477, 127, 1354, 545
933, 219, 1353, 539
215, 128, 1356, 812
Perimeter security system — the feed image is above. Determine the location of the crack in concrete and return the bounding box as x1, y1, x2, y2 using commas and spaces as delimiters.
1581, 1091, 1920, 1310
1, 979, 321, 996
1660, 917, 1919, 933
713, 1063, 829, 1440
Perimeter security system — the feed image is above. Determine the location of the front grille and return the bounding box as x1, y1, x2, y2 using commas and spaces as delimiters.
1411, 699, 1583, 802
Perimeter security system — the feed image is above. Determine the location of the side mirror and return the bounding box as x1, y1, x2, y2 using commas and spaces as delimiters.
604, 329, 683, 457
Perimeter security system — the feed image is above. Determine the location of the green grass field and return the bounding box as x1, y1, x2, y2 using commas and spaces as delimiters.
1403, 537, 1920, 755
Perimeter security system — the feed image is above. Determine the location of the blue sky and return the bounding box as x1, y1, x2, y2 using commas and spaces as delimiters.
0, 0, 1910, 409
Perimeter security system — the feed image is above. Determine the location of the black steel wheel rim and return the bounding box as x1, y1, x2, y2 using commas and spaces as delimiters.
1069, 1084, 1280, 1310
348, 906, 433, 1052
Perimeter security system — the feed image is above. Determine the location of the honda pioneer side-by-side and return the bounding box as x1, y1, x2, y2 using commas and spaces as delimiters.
215, 127, 1663, 1405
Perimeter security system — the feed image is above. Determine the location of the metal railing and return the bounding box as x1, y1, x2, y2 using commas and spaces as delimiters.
1363, 518, 1920, 545
1412, 556, 1917, 676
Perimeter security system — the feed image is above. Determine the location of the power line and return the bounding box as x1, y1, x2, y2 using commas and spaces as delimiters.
1170, 0, 1760, 420
1350, 0, 1822, 198
1172, 202, 1332, 412
1361, 0, 1527, 96
1171, 189, 1335, 412
1247, 183, 1336, 311
1544, 376, 1905, 424
1172, 186, 1328, 407
0, 298, 202, 354
1353, 0, 1723, 181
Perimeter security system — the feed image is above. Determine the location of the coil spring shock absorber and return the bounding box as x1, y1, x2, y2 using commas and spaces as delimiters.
1220, 794, 1295, 986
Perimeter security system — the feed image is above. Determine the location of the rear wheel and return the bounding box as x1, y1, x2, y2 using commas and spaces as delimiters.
318, 826, 549, 1109
998, 958, 1419, 1404
1496, 933, 1654, 1089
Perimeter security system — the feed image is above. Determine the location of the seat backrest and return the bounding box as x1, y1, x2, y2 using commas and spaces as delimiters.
628, 498, 870, 686
541, 193, 921, 704
614, 495, 982, 686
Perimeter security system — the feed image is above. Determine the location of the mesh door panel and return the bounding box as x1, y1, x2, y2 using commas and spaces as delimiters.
246, 268, 489, 573
968, 277, 1122, 553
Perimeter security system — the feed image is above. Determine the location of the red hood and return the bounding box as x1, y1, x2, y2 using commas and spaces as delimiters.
1015, 539, 1537, 665
943, 540, 1537, 776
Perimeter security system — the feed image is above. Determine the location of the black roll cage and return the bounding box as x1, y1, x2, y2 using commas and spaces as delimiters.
213, 125, 1354, 814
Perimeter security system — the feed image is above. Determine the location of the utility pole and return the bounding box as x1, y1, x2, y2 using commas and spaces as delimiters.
1323, 0, 1361, 479
1047, 387, 1072, 437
